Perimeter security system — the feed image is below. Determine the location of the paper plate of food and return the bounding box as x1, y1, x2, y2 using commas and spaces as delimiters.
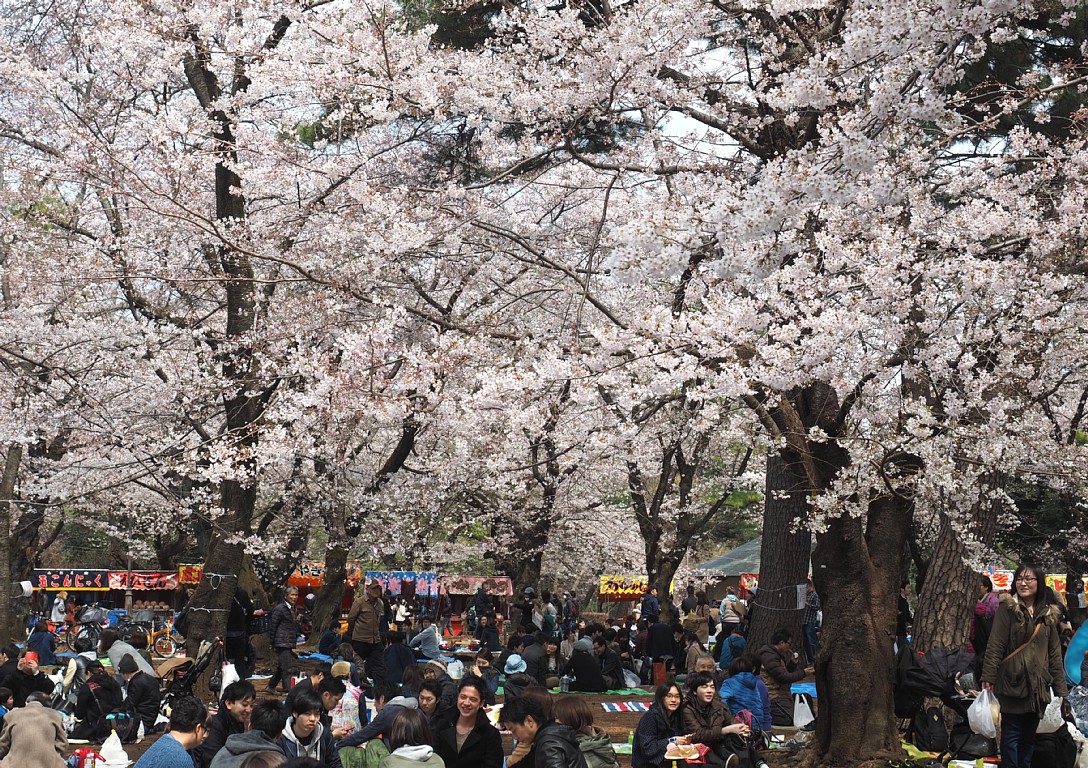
663, 742, 702, 761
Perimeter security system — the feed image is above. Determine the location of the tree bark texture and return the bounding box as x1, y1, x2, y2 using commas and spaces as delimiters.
747, 452, 811, 654
808, 490, 914, 766
0, 445, 22, 644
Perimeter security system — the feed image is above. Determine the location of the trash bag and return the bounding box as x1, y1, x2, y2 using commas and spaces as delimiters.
1039, 691, 1066, 734
793, 693, 815, 729
968, 689, 999, 740
1069, 686, 1088, 736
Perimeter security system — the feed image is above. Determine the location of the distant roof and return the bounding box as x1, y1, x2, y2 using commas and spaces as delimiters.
695, 537, 815, 576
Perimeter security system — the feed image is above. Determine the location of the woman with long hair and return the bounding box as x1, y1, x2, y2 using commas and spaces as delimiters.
981, 563, 1068, 768
554, 696, 619, 768
681, 671, 750, 767
631, 683, 689, 768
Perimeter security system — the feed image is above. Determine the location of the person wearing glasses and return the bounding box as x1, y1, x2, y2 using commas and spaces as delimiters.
631, 683, 690, 768
980, 564, 1068, 768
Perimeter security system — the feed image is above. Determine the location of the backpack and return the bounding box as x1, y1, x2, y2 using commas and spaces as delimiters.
911, 706, 947, 753
106, 703, 141, 743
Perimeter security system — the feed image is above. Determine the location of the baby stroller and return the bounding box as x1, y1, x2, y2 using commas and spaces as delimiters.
160, 636, 225, 714
895, 645, 998, 761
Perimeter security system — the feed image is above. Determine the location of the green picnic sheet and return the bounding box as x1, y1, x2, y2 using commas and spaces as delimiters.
496, 686, 652, 696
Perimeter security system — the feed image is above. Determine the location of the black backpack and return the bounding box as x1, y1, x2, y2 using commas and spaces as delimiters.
911, 706, 947, 753
106, 703, 141, 743
1031, 727, 1077, 768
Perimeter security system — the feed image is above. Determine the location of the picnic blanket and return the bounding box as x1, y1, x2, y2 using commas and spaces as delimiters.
601, 702, 650, 713
555, 688, 653, 696
790, 682, 817, 698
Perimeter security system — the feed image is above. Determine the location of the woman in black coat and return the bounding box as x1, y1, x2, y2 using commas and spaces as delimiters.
632, 682, 689, 768
432, 675, 504, 768
560, 638, 607, 692
71, 661, 124, 741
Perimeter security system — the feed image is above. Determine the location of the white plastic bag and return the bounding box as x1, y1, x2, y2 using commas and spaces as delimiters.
623, 669, 641, 688
793, 693, 815, 728
100, 730, 131, 767
446, 659, 465, 680
1038, 692, 1065, 734
219, 662, 240, 696
968, 689, 999, 739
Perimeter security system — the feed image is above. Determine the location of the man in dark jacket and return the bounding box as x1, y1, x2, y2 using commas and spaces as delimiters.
560, 638, 607, 693
278, 689, 343, 768
210, 700, 287, 768
474, 613, 502, 652
284, 662, 331, 715
192, 680, 255, 768
522, 633, 559, 686
336, 682, 417, 751
593, 637, 624, 690
119, 653, 161, 734
501, 695, 588, 768
641, 588, 661, 622
7, 653, 55, 707
382, 631, 416, 685
224, 587, 254, 678
346, 580, 386, 688
758, 629, 809, 726
267, 587, 300, 694
71, 660, 124, 742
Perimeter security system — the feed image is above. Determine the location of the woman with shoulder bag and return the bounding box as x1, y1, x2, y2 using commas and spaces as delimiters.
980, 563, 1068, 768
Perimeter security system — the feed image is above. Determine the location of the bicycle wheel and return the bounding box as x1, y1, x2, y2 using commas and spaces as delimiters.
118, 621, 152, 644
71, 623, 100, 648
153, 634, 176, 658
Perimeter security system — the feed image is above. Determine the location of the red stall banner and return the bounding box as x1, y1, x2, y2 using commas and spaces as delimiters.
178, 564, 203, 585
109, 571, 180, 591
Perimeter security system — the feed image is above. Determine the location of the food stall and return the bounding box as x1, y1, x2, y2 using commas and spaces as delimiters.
31, 568, 110, 620
109, 570, 180, 617
439, 575, 513, 636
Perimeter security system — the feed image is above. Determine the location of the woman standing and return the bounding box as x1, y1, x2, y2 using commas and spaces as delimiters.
631, 683, 689, 768
981, 563, 1068, 768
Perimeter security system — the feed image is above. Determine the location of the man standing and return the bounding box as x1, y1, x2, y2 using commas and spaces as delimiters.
135, 696, 209, 768
680, 585, 698, 614
268, 587, 301, 694
500, 696, 588, 768
224, 587, 254, 679
801, 580, 820, 665
641, 587, 661, 623
347, 580, 387, 687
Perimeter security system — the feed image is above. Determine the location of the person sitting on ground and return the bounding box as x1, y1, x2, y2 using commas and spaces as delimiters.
682, 632, 709, 677
194, 681, 257, 768
500, 694, 587, 768
62, 635, 98, 710
416, 680, 444, 725
378, 708, 444, 768
285, 662, 332, 715
211, 700, 288, 768
473, 614, 502, 653
326, 662, 363, 738
715, 624, 745, 671
681, 671, 750, 768
498, 634, 525, 674
560, 629, 577, 661
0, 688, 12, 724
757, 629, 809, 726
432, 675, 505, 768
319, 622, 343, 657
409, 618, 442, 661
279, 690, 343, 768
631, 683, 689, 768
26, 621, 59, 667
315, 676, 349, 738
383, 632, 417, 687
134, 695, 209, 768
120, 653, 163, 735
593, 638, 624, 691
466, 649, 499, 703
239, 753, 288, 768
718, 654, 770, 734
560, 638, 607, 693
506, 687, 555, 768
99, 628, 157, 682
7, 651, 55, 707
129, 630, 156, 668
691, 655, 723, 690
0, 691, 67, 768
522, 633, 560, 688
71, 659, 124, 741
502, 654, 541, 699
554, 696, 619, 768
421, 660, 457, 719
337, 682, 418, 753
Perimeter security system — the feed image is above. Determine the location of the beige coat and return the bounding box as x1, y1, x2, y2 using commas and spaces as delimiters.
0, 701, 68, 768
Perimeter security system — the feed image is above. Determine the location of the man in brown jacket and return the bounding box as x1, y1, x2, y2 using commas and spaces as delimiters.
347, 580, 387, 688
757, 628, 811, 726
0, 692, 68, 768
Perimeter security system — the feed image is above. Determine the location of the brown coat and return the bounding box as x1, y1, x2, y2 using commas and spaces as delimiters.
758, 644, 804, 703
0, 700, 68, 768
347, 594, 383, 644
980, 593, 1067, 715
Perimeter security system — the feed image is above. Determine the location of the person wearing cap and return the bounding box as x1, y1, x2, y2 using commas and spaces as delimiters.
561, 638, 607, 693
347, 580, 387, 688
119, 652, 162, 734
421, 658, 457, 719
325, 661, 363, 737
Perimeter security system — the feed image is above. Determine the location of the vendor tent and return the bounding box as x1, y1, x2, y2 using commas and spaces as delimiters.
695, 537, 766, 576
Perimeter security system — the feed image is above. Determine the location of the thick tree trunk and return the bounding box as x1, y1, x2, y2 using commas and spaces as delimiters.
313, 543, 349, 639
747, 452, 811, 653
808, 491, 913, 766
912, 477, 1001, 653
0, 445, 22, 644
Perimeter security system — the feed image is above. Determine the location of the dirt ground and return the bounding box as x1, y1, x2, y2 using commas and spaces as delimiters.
67, 665, 807, 767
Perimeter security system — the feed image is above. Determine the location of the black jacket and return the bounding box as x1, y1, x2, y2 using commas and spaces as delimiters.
269, 600, 300, 649
535, 721, 589, 768
645, 622, 674, 661
631, 704, 682, 768
8, 667, 55, 707
193, 705, 246, 768
124, 670, 162, 730
561, 650, 607, 693
475, 623, 502, 652
72, 672, 124, 741
522, 641, 552, 686
433, 709, 504, 768
598, 648, 624, 690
